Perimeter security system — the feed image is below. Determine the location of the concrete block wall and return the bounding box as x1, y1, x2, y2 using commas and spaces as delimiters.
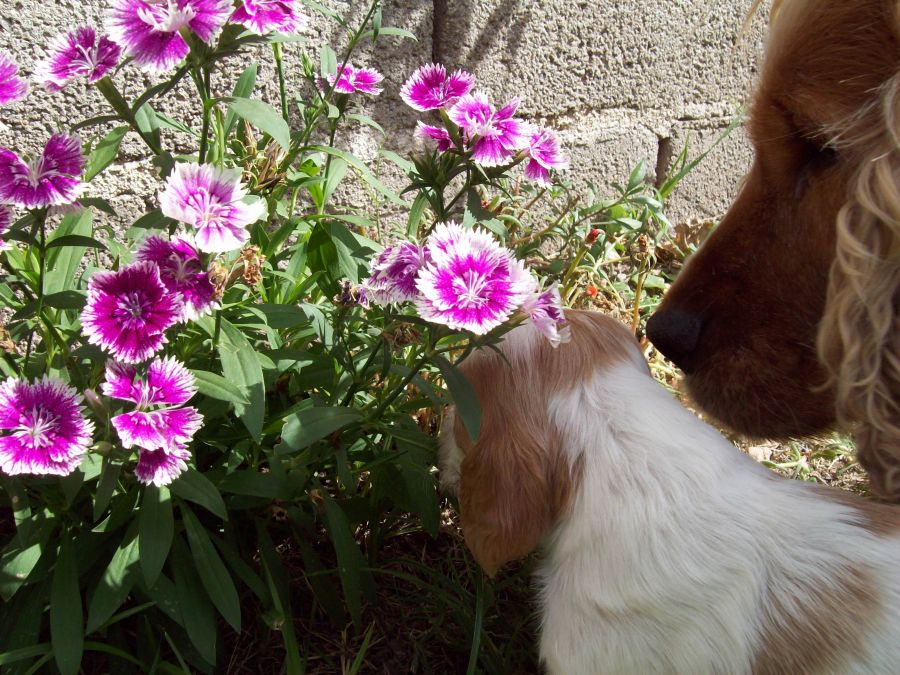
0, 1, 768, 229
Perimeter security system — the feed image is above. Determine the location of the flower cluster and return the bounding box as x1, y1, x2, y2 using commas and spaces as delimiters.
362, 222, 569, 345
103, 358, 203, 485
401, 63, 569, 186
35, 26, 121, 91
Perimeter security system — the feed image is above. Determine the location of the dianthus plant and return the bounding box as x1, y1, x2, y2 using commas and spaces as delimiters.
0, 1, 581, 671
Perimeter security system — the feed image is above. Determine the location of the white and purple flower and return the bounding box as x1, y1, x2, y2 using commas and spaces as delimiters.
103, 357, 202, 486
360, 241, 429, 307
135, 236, 219, 320
521, 283, 570, 347
0, 205, 13, 251
326, 63, 383, 95
0, 51, 28, 105
107, 0, 232, 72
0, 377, 94, 476
400, 63, 474, 112
448, 93, 532, 167
415, 122, 453, 152
0, 134, 84, 209
231, 0, 306, 34
159, 163, 264, 254
35, 26, 121, 91
81, 261, 184, 363
524, 128, 569, 187
416, 222, 536, 334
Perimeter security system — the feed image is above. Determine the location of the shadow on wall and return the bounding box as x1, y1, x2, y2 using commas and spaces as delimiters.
433, 0, 533, 70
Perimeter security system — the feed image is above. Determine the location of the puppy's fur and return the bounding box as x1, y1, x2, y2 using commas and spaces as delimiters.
646, 0, 900, 499
442, 311, 900, 674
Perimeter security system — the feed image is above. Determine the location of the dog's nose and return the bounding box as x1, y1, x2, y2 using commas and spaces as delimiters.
646, 308, 703, 373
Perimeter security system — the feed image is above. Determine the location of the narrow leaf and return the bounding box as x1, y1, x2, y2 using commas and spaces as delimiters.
86, 527, 140, 633
83, 126, 129, 181
278, 406, 362, 453
139, 486, 173, 587
169, 469, 227, 520
433, 355, 481, 441
50, 537, 83, 675
228, 97, 291, 151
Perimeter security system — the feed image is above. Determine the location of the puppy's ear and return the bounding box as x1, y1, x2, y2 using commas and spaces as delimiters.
456, 406, 573, 577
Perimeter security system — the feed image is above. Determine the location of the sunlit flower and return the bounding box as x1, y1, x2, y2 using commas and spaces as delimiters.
416, 222, 535, 334
0, 51, 28, 105
35, 26, 121, 91
102, 357, 197, 407
326, 63, 383, 95
81, 261, 183, 363
135, 445, 191, 486
0, 376, 94, 476
107, 0, 232, 72
400, 63, 474, 111
0, 134, 84, 209
524, 128, 569, 186
0, 205, 13, 251
112, 407, 203, 453
415, 122, 452, 152
448, 93, 532, 167
360, 241, 428, 307
521, 283, 570, 347
231, 0, 306, 34
135, 236, 219, 320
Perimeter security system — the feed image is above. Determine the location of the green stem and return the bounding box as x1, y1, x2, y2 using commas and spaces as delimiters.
339, 341, 383, 407
195, 69, 213, 164
369, 351, 430, 422
273, 42, 289, 122
94, 76, 162, 155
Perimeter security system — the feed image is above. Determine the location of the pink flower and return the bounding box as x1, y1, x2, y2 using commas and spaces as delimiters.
159, 163, 264, 253
231, 0, 306, 34
102, 357, 197, 408
135, 446, 192, 486
0, 377, 94, 477
521, 283, 570, 347
0, 134, 84, 209
112, 407, 203, 454
0, 51, 28, 105
400, 63, 474, 111
81, 261, 184, 363
326, 63, 383, 95
524, 128, 569, 187
0, 205, 13, 251
360, 241, 428, 307
135, 236, 219, 320
416, 222, 536, 334
35, 26, 121, 91
415, 122, 452, 152
107, 0, 232, 72
448, 93, 533, 167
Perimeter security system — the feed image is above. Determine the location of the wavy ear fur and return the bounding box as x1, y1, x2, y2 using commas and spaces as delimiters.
819, 71, 900, 500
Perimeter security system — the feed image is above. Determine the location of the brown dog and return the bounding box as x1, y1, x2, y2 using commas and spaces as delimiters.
647, 0, 900, 500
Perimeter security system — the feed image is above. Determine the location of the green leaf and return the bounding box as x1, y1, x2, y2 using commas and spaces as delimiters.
134, 103, 162, 152
407, 192, 429, 237
83, 126, 129, 182
217, 471, 294, 500
181, 505, 241, 632
86, 526, 140, 633
0, 539, 46, 602
139, 486, 173, 587
256, 523, 303, 672
323, 497, 368, 629
224, 65, 258, 136
171, 539, 216, 665
217, 319, 265, 442
42, 291, 85, 310
278, 406, 363, 453
319, 44, 337, 78
190, 370, 249, 407
50, 537, 83, 675
169, 469, 227, 520
44, 209, 92, 295
252, 304, 310, 329
93, 460, 121, 522
433, 355, 481, 442
45, 235, 106, 251
227, 97, 291, 151
307, 145, 408, 206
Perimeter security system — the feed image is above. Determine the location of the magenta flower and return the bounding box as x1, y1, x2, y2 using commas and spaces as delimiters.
524, 128, 569, 187
135, 445, 191, 486
0, 205, 13, 251
0, 134, 84, 209
416, 122, 452, 152
0, 377, 94, 477
416, 222, 536, 334
0, 51, 28, 105
159, 163, 264, 254
231, 0, 306, 34
521, 283, 570, 347
35, 26, 121, 91
102, 357, 197, 408
112, 407, 203, 453
326, 63, 383, 95
361, 241, 428, 307
135, 236, 219, 320
400, 63, 474, 111
81, 261, 183, 363
107, 0, 232, 72
448, 94, 532, 167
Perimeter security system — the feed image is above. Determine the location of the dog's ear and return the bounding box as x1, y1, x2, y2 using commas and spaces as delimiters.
455, 395, 574, 577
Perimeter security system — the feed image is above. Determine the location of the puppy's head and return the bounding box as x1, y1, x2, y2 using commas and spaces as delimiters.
440, 311, 644, 576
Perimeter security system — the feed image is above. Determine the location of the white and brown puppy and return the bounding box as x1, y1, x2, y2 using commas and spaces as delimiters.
441, 311, 900, 675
